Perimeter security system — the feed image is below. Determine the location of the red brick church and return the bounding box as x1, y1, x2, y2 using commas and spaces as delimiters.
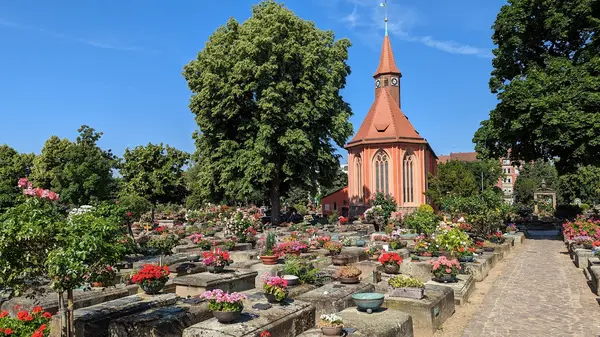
322, 34, 437, 217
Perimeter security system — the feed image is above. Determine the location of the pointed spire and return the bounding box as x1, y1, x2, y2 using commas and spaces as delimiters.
373, 36, 401, 77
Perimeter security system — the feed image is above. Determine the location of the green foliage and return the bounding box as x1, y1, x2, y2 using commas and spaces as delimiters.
427, 159, 502, 204
473, 0, 600, 174
371, 192, 397, 222
388, 275, 424, 289
183, 0, 353, 223
30, 125, 117, 206
403, 205, 439, 236
0, 145, 34, 212
282, 256, 319, 284
559, 165, 600, 205
0, 198, 63, 296
120, 143, 190, 206
513, 161, 559, 205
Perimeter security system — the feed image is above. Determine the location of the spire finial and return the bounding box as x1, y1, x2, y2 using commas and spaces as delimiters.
380, 0, 388, 36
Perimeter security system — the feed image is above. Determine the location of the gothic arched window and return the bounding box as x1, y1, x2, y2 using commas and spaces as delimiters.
355, 155, 363, 200
374, 150, 389, 195
403, 151, 414, 203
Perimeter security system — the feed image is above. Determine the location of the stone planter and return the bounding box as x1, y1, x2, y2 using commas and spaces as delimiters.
260, 255, 279, 265
212, 310, 242, 324
388, 287, 425, 300
383, 264, 400, 274
434, 274, 457, 283
139, 280, 167, 294
207, 265, 225, 273
352, 292, 384, 314
264, 292, 286, 304
339, 276, 360, 284
332, 255, 349, 266
321, 326, 343, 336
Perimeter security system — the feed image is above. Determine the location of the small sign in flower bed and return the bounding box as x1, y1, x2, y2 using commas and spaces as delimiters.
0, 306, 53, 337
387, 275, 425, 299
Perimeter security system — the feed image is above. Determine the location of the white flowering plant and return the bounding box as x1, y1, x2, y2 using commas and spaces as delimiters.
318, 313, 343, 327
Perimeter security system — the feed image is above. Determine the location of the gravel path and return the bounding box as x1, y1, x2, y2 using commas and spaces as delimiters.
463, 239, 600, 337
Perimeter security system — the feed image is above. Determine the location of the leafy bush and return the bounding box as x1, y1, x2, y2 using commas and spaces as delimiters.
404, 205, 439, 235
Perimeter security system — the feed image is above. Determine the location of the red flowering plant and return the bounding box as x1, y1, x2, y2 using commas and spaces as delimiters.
202, 248, 232, 267
378, 252, 403, 267
0, 306, 52, 337
131, 264, 170, 288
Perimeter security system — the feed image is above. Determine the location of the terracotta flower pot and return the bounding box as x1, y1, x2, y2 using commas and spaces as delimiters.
213, 310, 242, 324
260, 255, 279, 265
321, 326, 343, 336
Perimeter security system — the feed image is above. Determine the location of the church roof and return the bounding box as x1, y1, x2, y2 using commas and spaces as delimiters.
373, 36, 401, 77
346, 88, 426, 148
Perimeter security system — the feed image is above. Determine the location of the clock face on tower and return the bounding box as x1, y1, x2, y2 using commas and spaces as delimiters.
375, 79, 381, 88
391, 77, 398, 86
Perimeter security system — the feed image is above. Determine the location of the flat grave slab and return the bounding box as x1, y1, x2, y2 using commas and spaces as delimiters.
182, 291, 314, 337
3, 284, 139, 316
381, 284, 454, 337
296, 282, 374, 321
425, 274, 474, 306
49, 293, 178, 337
108, 298, 212, 337
297, 307, 413, 337
174, 269, 258, 298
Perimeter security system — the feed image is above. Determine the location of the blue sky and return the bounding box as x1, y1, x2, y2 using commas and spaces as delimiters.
0, 0, 505, 162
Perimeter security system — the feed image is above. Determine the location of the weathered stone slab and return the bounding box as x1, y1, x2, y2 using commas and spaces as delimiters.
174, 269, 258, 298
574, 249, 594, 269
182, 291, 314, 337
108, 299, 212, 337
297, 307, 413, 337
3, 284, 139, 315
400, 261, 433, 282
296, 282, 374, 321
380, 284, 454, 337
462, 259, 489, 282
425, 274, 474, 306
50, 293, 178, 337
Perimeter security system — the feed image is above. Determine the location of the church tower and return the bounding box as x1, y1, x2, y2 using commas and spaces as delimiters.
345, 6, 437, 215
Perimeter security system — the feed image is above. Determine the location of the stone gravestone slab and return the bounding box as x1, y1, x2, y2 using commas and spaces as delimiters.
182, 291, 314, 337
297, 307, 413, 337
174, 269, 258, 298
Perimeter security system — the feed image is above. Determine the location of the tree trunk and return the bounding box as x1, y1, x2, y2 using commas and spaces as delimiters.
270, 170, 281, 226
58, 292, 67, 337
67, 289, 74, 337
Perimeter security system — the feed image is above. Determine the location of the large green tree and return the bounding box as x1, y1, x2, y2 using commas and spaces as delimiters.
183, 1, 353, 223
120, 143, 189, 211
31, 126, 117, 206
473, 0, 600, 173
0, 145, 34, 211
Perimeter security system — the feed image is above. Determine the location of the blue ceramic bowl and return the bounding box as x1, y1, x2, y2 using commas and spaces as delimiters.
352, 292, 384, 313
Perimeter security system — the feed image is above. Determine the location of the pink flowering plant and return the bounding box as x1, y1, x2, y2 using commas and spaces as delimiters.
262, 273, 288, 301
429, 256, 461, 278
199, 289, 247, 312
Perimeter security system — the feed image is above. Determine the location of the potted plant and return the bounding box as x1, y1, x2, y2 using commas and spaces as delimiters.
262, 273, 288, 304
429, 256, 461, 283
86, 264, 117, 288
364, 245, 380, 261
378, 252, 403, 274
203, 248, 233, 273
324, 241, 343, 256
131, 264, 170, 294
199, 289, 247, 323
318, 313, 344, 336
260, 232, 279, 265
334, 266, 362, 284
388, 275, 425, 299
